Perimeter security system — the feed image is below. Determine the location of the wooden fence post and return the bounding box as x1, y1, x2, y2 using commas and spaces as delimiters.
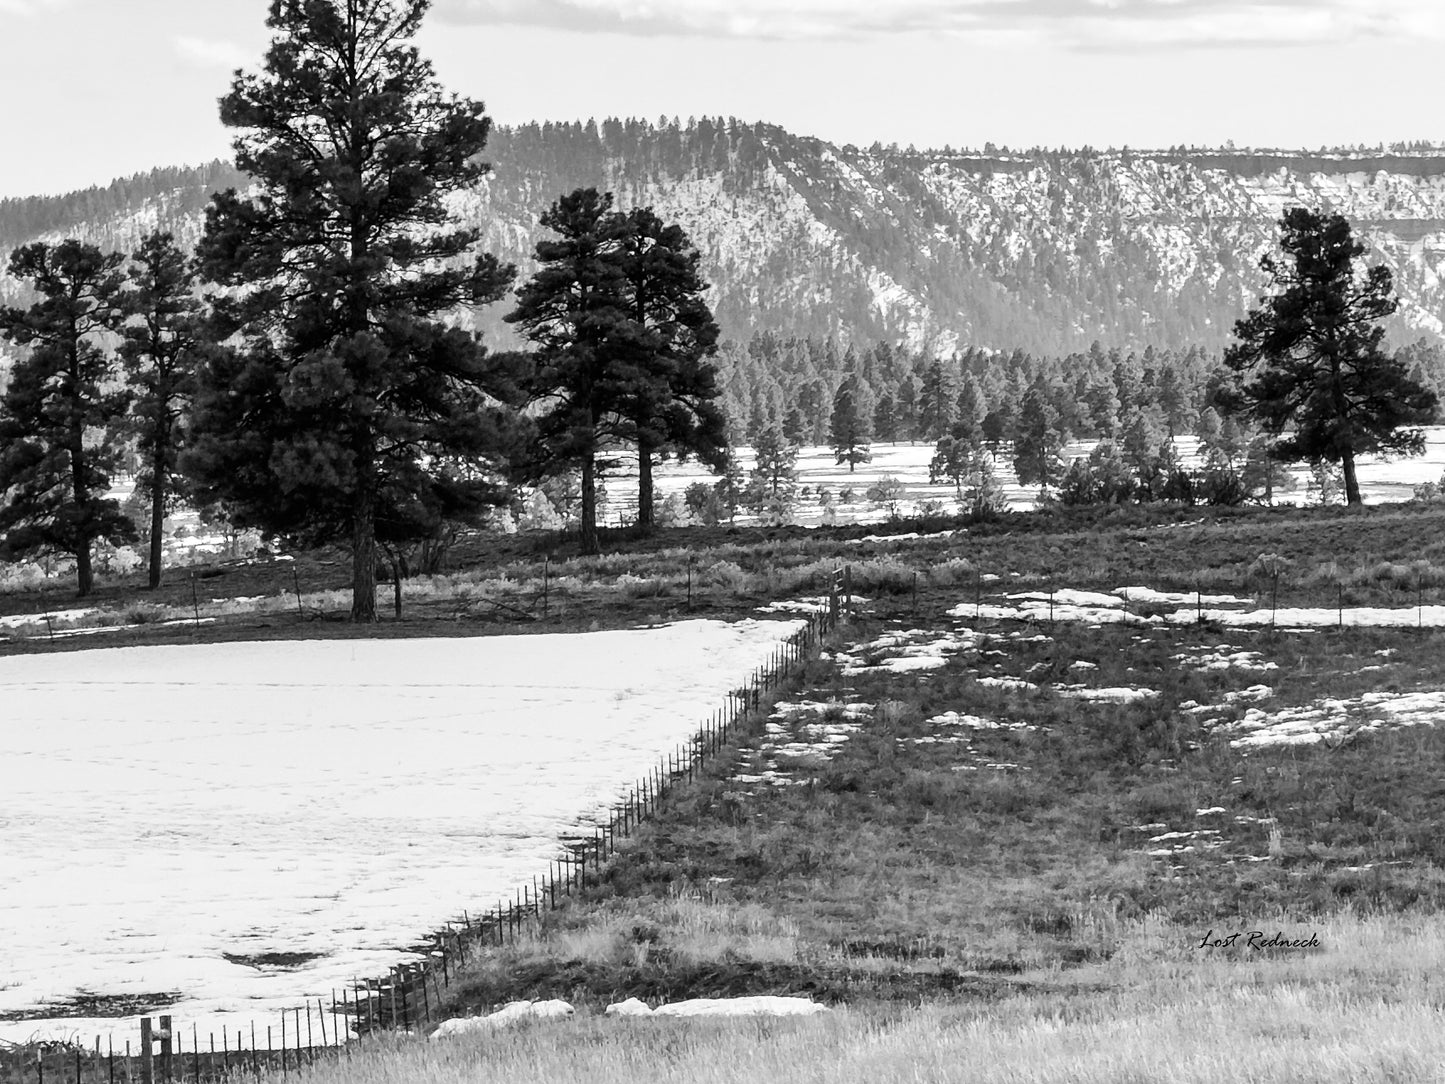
138, 1019, 153, 1084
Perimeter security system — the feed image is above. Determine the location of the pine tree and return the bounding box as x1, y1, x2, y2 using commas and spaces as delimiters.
829, 372, 873, 472
1083, 374, 1122, 438
117, 232, 204, 589
0, 240, 134, 596
953, 374, 987, 444
507, 188, 632, 554
929, 434, 974, 502
1221, 207, 1438, 505
189, 0, 520, 620
745, 426, 798, 524
918, 359, 956, 441
612, 206, 727, 531
873, 392, 897, 443
1012, 385, 1066, 497
960, 450, 1007, 519
894, 375, 920, 442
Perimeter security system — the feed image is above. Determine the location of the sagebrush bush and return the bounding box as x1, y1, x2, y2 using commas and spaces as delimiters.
702, 560, 752, 593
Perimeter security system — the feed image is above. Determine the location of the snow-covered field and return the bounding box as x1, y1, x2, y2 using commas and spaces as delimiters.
611, 427, 1445, 526
0, 619, 802, 1045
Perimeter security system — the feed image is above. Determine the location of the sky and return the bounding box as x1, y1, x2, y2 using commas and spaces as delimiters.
1, 0, 1443, 199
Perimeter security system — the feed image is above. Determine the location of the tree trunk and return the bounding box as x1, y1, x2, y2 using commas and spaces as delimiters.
75, 539, 93, 598
148, 448, 166, 590
1341, 451, 1362, 506
351, 483, 378, 622
71, 411, 92, 598
580, 453, 599, 555
636, 440, 655, 532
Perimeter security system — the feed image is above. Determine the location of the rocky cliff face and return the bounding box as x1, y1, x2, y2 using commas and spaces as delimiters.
4, 122, 1444, 363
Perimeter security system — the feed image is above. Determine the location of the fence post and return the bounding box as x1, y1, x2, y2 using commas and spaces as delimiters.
137, 1017, 153, 1084
159, 1016, 173, 1084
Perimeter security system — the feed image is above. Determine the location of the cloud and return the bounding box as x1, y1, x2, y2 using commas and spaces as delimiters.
432, 0, 1445, 48
173, 34, 253, 70
0, 0, 66, 15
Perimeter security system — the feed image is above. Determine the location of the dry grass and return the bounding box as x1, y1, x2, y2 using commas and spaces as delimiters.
257, 910, 1445, 1084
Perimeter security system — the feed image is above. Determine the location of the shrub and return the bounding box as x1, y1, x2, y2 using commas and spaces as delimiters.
865, 475, 905, 520
702, 560, 751, 593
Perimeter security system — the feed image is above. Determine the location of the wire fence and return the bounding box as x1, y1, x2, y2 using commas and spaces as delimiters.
0, 578, 849, 1084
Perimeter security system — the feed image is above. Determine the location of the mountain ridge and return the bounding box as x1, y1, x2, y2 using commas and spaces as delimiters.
4, 120, 1445, 361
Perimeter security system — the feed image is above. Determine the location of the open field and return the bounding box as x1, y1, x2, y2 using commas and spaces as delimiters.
6, 500, 1445, 1080
630, 427, 1445, 525
0, 620, 802, 1045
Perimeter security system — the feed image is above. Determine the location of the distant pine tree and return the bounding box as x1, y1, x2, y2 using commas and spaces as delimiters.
507, 188, 634, 554
0, 241, 135, 595
873, 391, 898, 443
745, 426, 798, 522
918, 359, 956, 441
829, 372, 874, 472
1012, 385, 1066, 497
117, 231, 204, 589
612, 206, 727, 531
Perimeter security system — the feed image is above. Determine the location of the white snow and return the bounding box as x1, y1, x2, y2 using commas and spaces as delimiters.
1057, 686, 1159, 703
1167, 605, 1445, 629
1011, 589, 1122, 609
948, 598, 1155, 627
1173, 647, 1278, 672
607, 996, 829, 1018
604, 997, 654, 1017
1113, 587, 1251, 607
974, 676, 1039, 691
1223, 689, 1445, 748
832, 628, 978, 674
431, 999, 575, 1037
925, 711, 1025, 730
0, 619, 803, 1046
0, 608, 98, 630
732, 699, 865, 785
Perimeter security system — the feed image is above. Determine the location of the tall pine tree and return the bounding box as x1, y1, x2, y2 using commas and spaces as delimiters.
189, 0, 520, 621
506, 189, 634, 554
613, 207, 726, 531
0, 241, 134, 596
117, 231, 204, 589
1221, 207, 1437, 505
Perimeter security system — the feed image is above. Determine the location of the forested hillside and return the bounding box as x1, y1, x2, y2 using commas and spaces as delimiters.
4, 120, 1445, 369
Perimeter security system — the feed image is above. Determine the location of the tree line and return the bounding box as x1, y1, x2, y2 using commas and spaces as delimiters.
0, 0, 725, 617
0, 1, 1436, 618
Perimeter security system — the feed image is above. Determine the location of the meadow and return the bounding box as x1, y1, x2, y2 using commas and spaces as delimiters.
5, 494, 1445, 1081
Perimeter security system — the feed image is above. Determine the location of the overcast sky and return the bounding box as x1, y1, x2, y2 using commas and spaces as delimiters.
2, 0, 1442, 199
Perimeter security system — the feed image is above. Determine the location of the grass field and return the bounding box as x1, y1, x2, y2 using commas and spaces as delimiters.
6, 501, 1445, 1080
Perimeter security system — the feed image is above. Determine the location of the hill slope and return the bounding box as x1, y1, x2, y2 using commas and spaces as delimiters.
3, 121, 1445, 358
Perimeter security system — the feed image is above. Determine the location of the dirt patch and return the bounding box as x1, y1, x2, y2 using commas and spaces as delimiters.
222, 950, 327, 970
0, 991, 184, 1022
443, 958, 1037, 1015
